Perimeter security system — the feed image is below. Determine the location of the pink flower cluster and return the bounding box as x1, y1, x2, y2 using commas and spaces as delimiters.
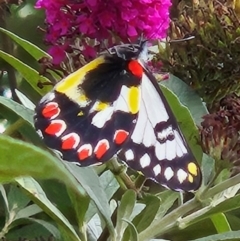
36, 0, 171, 65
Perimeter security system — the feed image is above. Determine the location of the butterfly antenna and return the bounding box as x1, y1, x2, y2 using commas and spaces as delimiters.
169, 35, 195, 43
102, 40, 112, 54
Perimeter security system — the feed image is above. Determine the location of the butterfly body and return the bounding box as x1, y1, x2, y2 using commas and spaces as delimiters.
34, 42, 202, 191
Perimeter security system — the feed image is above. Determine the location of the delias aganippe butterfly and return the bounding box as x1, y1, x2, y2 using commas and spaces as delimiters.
34, 41, 202, 192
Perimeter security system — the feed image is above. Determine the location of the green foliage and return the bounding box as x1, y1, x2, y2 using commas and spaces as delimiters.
1, 11, 240, 241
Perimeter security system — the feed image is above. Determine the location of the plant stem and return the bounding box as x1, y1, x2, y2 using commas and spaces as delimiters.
138, 173, 240, 241
3, 118, 25, 136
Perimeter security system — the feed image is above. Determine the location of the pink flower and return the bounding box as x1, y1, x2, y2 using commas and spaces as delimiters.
35, 0, 171, 65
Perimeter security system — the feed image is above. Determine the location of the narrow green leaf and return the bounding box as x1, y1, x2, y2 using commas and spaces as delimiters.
0, 96, 34, 126
28, 218, 61, 239
7, 184, 30, 212
0, 185, 9, 212
6, 223, 52, 240
155, 190, 179, 219
0, 27, 50, 60
160, 84, 202, 163
132, 195, 160, 233
116, 190, 136, 240
0, 50, 52, 95
66, 164, 116, 239
161, 75, 208, 125
16, 177, 81, 241
211, 213, 231, 233
190, 230, 240, 241
15, 204, 42, 220
85, 170, 119, 222
202, 154, 215, 186
0, 135, 78, 185
15, 89, 35, 110
122, 219, 139, 241
67, 186, 90, 228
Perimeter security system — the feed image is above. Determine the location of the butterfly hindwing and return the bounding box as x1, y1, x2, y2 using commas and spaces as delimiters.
118, 72, 202, 191
34, 54, 143, 166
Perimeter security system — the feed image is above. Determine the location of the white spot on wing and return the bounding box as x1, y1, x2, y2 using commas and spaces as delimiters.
153, 164, 161, 176
140, 153, 151, 168
141, 74, 169, 127
131, 96, 147, 144
158, 126, 173, 141
114, 85, 130, 112
166, 140, 177, 160
125, 149, 134, 161
164, 167, 174, 180
155, 142, 165, 160
177, 169, 188, 184
142, 120, 156, 147
91, 107, 114, 128
174, 130, 187, 156
40, 92, 55, 104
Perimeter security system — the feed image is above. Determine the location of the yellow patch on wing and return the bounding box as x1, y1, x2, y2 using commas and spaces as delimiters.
188, 174, 194, 183
55, 56, 106, 95
77, 111, 84, 116
188, 162, 198, 176
128, 86, 140, 114
95, 102, 109, 111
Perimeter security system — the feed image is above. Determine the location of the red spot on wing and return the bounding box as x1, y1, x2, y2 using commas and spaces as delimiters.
94, 139, 109, 159
114, 130, 129, 145
45, 120, 66, 136
78, 144, 92, 161
42, 102, 60, 118
61, 133, 80, 150
128, 60, 143, 78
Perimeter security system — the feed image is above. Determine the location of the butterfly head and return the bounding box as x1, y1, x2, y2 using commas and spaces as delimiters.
107, 40, 148, 62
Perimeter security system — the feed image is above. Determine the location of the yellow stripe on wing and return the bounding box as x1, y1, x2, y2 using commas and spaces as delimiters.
55, 56, 106, 95
128, 86, 140, 114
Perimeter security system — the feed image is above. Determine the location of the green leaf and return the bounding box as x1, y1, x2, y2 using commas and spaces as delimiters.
116, 190, 136, 240
15, 89, 35, 110
201, 154, 215, 186
0, 27, 50, 60
189, 230, 240, 241
211, 213, 231, 233
0, 135, 81, 185
0, 184, 9, 212
6, 223, 53, 240
85, 170, 119, 222
7, 184, 30, 212
161, 75, 208, 125
0, 96, 34, 126
66, 164, 116, 239
14, 204, 42, 219
155, 190, 179, 219
67, 186, 90, 228
0, 50, 51, 96
160, 83, 203, 163
132, 195, 160, 233
192, 193, 240, 225
122, 219, 139, 241
16, 177, 81, 241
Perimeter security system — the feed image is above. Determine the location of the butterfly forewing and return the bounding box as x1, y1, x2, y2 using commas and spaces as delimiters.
34, 54, 142, 166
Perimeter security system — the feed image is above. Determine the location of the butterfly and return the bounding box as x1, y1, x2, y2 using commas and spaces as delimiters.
34, 41, 202, 192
